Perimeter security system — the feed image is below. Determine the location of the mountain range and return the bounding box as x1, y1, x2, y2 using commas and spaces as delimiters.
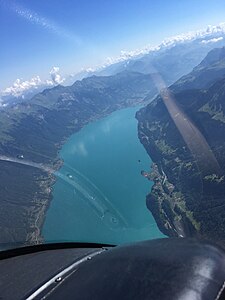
0, 71, 158, 245
1, 39, 225, 246
136, 47, 225, 245
2, 24, 225, 104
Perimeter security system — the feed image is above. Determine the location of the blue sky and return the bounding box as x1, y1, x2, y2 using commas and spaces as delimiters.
1, 0, 225, 90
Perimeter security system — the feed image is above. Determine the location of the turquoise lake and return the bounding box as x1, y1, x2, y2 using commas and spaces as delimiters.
42, 106, 165, 245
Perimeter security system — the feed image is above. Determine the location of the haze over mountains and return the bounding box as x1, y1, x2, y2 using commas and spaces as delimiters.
172, 47, 225, 91
1, 23, 225, 105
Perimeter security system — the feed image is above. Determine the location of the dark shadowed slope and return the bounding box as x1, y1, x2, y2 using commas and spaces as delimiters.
137, 47, 225, 245
0, 71, 157, 246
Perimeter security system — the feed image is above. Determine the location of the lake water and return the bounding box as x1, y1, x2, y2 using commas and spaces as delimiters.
42, 106, 165, 245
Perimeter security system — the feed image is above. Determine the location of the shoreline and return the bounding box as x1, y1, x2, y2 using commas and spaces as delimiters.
28, 100, 150, 245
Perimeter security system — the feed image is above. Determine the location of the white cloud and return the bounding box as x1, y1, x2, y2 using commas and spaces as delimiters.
201, 37, 224, 44
1, 67, 64, 98
2, 76, 45, 97
50, 67, 65, 84
85, 68, 96, 73
86, 22, 225, 71
1, 22, 225, 100
0, 96, 8, 108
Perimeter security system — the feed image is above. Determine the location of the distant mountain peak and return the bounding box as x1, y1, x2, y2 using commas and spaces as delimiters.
1, 23, 225, 105
171, 46, 225, 92
198, 47, 225, 68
